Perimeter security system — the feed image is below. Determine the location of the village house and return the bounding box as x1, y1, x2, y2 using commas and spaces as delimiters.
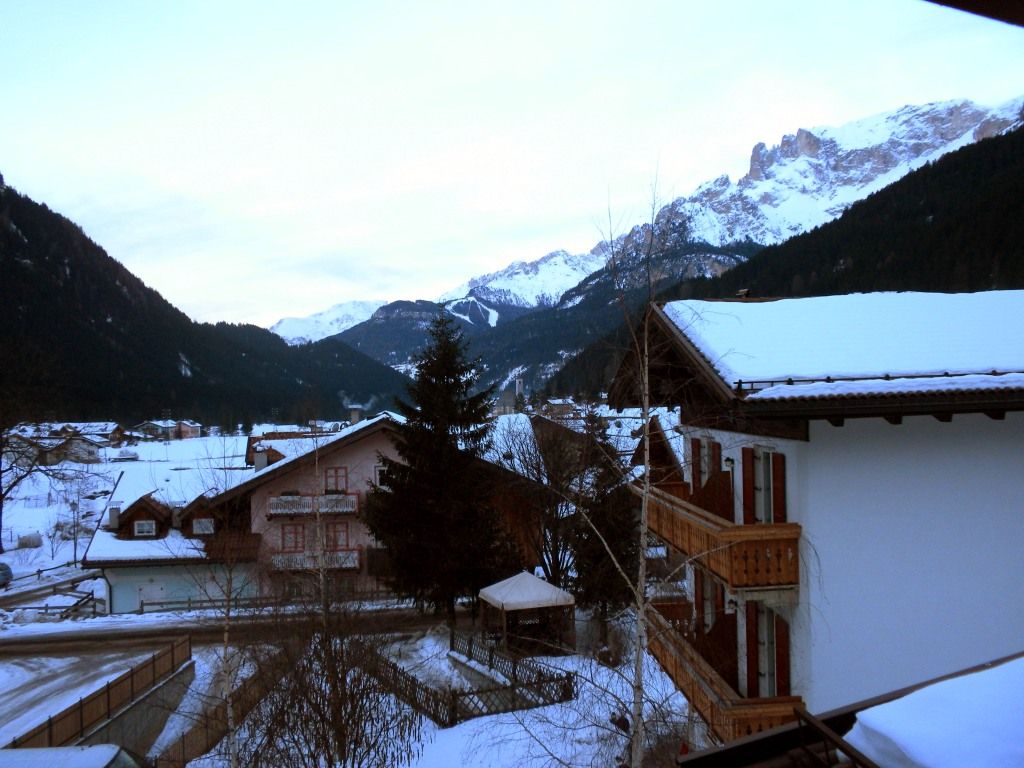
207, 412, 405, 598
83, 490, 260, 613
608, 290, 1024, 746
135, 419, 203, 441
210, 412, 557, 601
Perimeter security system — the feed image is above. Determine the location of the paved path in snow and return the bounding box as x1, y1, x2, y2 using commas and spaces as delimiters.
0, 605, 466, 654
0, 644, 161, 746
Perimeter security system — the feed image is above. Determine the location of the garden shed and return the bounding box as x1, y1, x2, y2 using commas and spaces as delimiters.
479, 571, 576, 654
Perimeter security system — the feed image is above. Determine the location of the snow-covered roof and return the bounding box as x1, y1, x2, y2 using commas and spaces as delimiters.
84, 527, 206, 565
844, 655, 1024, 767
748, 371, 1024, 401
661, 291, 1024, 394
479, 571, 574, 611
0, 745, 140, 768
214, 412, 404, 501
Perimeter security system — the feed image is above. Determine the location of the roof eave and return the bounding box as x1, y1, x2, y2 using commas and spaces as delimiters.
741, 389, 1024, 421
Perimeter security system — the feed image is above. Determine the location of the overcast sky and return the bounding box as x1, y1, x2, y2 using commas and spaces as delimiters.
2, 1, 1022, 327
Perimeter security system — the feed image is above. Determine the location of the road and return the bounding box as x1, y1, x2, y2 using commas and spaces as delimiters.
0, 605, 461, 655
0, 644, 160, 745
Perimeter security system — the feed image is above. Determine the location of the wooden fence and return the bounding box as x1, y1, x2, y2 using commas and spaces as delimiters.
6, 636, 192, 749
350, 632, 575, 728
153, 648, 287, 768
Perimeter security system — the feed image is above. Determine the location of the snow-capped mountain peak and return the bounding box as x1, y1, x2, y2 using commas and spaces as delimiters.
438, 249, 607, 309
681, 96, 1023, 246
270, 300, 387, 345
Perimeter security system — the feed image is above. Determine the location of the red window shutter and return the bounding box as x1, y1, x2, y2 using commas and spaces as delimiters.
690, 438, 703, 490
694, 570, 705, 633
745, 602, 759, 697
710, 441, 722, 474
741, 447, 755, 524
775, 613, 791, 696
771, 453, 787, 523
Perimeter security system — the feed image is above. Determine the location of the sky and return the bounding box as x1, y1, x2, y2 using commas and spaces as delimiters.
1, 1, 1022, 327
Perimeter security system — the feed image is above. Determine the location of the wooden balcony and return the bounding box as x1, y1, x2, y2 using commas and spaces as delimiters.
268, 493, 358, 517
270, 549, 359, 571
641, 485, 800, 591
647, 605, 802, 743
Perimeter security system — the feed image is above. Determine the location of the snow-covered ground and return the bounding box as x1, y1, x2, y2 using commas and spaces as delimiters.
186, 617, 689, 768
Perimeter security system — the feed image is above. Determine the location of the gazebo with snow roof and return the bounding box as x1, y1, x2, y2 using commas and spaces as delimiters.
479, 571, 575, 654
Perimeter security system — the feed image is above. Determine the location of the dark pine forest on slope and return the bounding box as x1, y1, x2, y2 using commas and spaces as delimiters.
0, 176, 411, 427
549, 125, 1024, 397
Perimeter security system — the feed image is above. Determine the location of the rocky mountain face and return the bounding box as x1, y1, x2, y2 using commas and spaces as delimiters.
440, 249, 607, 309
677, 97, 1022, 246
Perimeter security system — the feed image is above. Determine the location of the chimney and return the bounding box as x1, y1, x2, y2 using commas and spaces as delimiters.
108, 504, 121, 529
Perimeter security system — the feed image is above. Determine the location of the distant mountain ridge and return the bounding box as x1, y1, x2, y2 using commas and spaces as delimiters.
325, 97, 1023, 392
271, 97, 1021, 352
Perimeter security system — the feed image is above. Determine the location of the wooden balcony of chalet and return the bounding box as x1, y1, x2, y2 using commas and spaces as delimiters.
647, 603, 802, 744
268, 493, 359, 517
640, 484, 801, 592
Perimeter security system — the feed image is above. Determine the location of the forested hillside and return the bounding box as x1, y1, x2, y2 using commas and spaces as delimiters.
0, 178, 410, 426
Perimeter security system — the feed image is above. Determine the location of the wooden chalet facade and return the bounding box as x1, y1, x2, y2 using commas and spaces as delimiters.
609, 291, 1024, 748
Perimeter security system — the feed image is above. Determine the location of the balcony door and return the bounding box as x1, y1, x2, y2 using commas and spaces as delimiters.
742, 447, 787, 524
745, 602, 791, 698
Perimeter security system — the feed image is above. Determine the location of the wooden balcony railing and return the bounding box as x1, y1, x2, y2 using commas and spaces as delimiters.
646, 605, 802, 743
270, 549, 359, 571
640, 485, 800, 591
268, 493, 358, 517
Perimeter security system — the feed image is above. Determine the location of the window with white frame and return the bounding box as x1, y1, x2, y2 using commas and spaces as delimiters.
193, 517, 215, 535
752, 447, 786, 523
134, 519, 157, 537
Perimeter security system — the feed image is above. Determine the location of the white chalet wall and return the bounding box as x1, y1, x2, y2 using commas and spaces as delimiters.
794, 411, 1024, 712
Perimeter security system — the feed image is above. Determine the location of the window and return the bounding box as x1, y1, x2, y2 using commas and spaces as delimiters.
324, 466, 348, 494
134, 519, 157, 537
689, 437, 721, 490
374, 464, 388, 487
325, 522, 349, 551
747, 604, 790, 698
193, 518, 215, 535
742, 447, 787, 524
281, 523, 305, 553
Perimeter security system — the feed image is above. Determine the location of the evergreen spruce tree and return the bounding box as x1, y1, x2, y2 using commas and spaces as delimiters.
365, 313, 517, 625
572, 411, 640, 644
